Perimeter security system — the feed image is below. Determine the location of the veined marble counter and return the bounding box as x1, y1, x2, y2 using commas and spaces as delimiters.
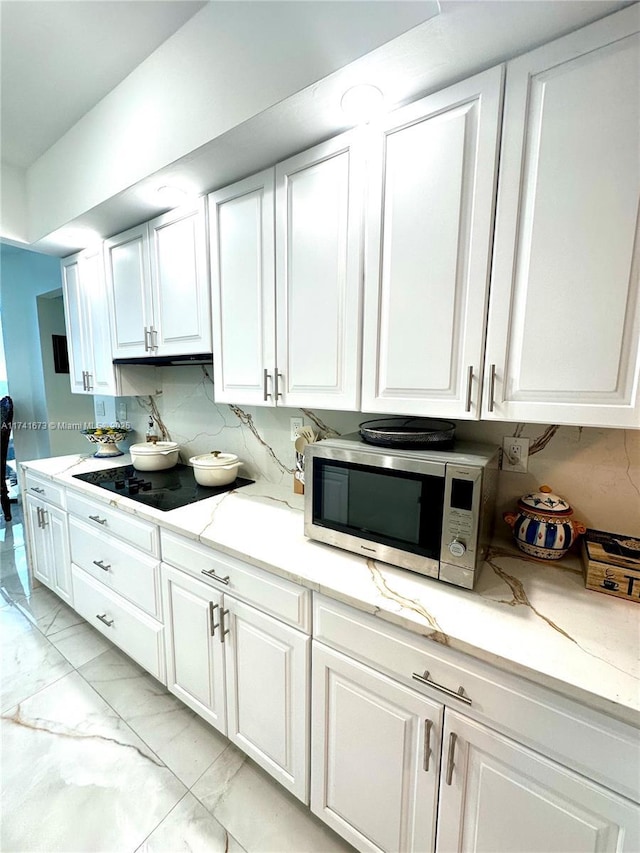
22, 453, 640, 728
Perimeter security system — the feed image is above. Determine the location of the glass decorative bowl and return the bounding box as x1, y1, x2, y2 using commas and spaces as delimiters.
82, 427, 131, 458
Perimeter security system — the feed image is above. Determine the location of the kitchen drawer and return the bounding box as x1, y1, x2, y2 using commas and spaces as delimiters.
161, 531, 310, 632
24, 472, 66, 509
69, 516, 161, 618
313, 594, 640, 802
72, 565, 165, 683
67, 490, 159, 556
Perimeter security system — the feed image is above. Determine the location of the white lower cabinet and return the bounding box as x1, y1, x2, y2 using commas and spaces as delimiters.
161, 559, 310, 802
311, 643, 443, 853
311, 596, 640, 853
436, 711, 639, 853
25, 493, 72, 606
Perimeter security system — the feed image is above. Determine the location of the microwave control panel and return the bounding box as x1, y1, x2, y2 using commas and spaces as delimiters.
441, 464, 483, 571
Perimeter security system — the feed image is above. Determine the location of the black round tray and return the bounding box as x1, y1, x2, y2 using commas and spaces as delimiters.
359, 418, 456, 450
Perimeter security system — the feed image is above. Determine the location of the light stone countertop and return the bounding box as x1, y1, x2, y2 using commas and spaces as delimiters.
22, 453, 640, 728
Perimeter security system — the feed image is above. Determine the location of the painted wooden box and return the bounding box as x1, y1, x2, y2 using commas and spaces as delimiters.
582, 529, 640, 603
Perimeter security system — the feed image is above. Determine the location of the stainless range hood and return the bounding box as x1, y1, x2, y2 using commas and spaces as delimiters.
113, 353, 213, 367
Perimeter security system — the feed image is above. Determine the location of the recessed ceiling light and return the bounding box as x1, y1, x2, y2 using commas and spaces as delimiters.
155, 184, 189, 206
53, 227, 102, 250
340, 84, 385, 124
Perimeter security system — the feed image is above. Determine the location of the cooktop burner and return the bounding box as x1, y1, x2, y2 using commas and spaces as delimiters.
73, 463, 254, 511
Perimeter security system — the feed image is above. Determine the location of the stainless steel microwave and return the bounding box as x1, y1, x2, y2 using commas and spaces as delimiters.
304, 434, 499, 590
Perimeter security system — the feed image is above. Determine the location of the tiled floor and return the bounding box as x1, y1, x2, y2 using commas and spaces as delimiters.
1, 503, 356, 853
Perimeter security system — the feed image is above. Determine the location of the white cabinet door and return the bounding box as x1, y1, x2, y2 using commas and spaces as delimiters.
436, 711, 640, 853
311, 642, 443, 853
26, 496, 72, 605
209, 170, 276, 405
81, 246, 118, 395
149, 198, 211, 357
61, 255, 92, 394
362, 67, 503, 419
483, 8, 640, 428
105, 223, 153, 359
275, 132, 364, 410
161, 564, 226, 733
224, 596, 309, 802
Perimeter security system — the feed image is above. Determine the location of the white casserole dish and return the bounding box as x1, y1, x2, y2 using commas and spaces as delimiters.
130, 441, 180, 471
189, 451, 242, 486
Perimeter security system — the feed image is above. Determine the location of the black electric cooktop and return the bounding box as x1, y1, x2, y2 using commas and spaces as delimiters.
73, 463, 254, 511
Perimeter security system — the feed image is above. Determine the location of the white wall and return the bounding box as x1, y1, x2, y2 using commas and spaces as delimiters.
0, 162, 28, 244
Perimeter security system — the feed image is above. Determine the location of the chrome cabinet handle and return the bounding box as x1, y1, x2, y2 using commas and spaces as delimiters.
40, 508, 48, 527
36, 506, 44, 528
220, 607, 230, 643
88, 514, 107, 525
423, 719, 433, 772
201, 568, 230, 585
445, 732, 457, 785
488, 363, 496, 413
263, 368, 272, 401
31, 486, 45, 494
412, 671, 471, 705
92, 559, 111, 572
465, 365, 473, 413
274, 371, 283, 400
151, 327, 158, 350
209, 601, 219, 637
96, 613, 114, 627
82, 370, 88, 391
86, 372, 93, 391
144, 327, 150, 352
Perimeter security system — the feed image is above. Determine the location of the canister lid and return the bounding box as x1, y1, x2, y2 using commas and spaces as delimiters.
518, 485, 572, 516
130, 441, 179, 454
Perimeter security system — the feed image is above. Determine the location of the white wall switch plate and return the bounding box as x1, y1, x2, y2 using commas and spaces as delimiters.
290, 417, 303, 441
502, 437, 530, 472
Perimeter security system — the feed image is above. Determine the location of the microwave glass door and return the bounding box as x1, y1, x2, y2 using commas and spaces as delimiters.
312, 458, 445, 558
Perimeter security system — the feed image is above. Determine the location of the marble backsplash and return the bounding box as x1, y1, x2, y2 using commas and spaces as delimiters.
97, 365, 640, 538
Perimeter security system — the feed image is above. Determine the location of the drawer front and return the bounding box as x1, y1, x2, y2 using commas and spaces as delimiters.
69, 516, 161, 618
72, 565, 165, 683
24, 472, 66, 509
161, 531, 310, 632
314, 594, 640, 802
67, 490, 159, 556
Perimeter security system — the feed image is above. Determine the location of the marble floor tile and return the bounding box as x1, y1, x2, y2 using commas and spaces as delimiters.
47, 619, 113, 668
137, 792, 247, 853
0, 605, 73, 713
192, 744, 355, 853
1, 671, 187, 852
0, 543, 32, 601
80, 647, 230, 787
12, 584, 85, 635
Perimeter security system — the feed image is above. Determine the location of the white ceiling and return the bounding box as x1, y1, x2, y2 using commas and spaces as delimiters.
0, 0, 207, 168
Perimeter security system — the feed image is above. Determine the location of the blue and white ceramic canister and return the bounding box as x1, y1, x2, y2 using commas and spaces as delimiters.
504, 485, 586, 561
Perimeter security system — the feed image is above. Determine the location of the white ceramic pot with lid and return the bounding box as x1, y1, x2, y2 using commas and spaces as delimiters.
189, 451, 243, 487
130, 441, 180, 471
503, 484, 586, 560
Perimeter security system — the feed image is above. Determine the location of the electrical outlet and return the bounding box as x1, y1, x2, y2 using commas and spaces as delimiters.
116, 401, 127, 422
290, 417, 303, 441
502, 437, 530, 472
95, 400, 105, 417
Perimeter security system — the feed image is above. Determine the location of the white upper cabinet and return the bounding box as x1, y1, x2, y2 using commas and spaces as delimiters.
62, 247, 119, 395
361, 66, 503, 419
209, 170, 276, 405
483, 8, 640, 428
106, 198, 211, 359
209, 132, 364, 409
275, 133, 364, 410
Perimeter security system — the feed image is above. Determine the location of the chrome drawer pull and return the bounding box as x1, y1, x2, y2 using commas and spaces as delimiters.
423, 719, 433, 772
92, 560, 111, 572
445, 732, 457, 786
31, 486, 45, 494
88, 514, 107, 525
488, 363, 496, 413
201, 568, 230, 585
465, 365, 474, 412
209, 602, 220, 637
96, 613, 114, 627
220, 607, 230, 643
412, 671, 472, 705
